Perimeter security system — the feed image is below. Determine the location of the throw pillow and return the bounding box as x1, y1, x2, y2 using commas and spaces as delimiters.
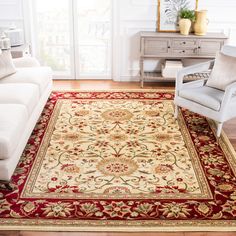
0, 49, 16, 79
206, 52, 236, 91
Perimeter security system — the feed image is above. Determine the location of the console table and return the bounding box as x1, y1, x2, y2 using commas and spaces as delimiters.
140, 32, 228, 87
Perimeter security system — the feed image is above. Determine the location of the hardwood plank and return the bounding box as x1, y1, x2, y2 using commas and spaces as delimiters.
224, 118, 236, 139
184, 233, 206, 236
16, 232, 236, 236
185, 233, 236, 236
52, 80, 174, 90
20, 233, 185, 236
0, 231, 20, 236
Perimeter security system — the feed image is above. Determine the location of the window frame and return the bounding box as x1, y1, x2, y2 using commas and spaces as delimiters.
27, 0, 113, 80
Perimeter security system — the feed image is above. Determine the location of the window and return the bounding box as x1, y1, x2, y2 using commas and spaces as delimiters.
77, 0, 111, 77
34, 0, 112, 79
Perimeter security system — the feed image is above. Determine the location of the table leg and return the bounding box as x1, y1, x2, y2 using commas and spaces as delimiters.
140, 58, 144, 88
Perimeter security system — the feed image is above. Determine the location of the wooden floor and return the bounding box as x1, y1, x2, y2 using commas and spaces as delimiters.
1, 232, 236, 236
2, 80, 236, 236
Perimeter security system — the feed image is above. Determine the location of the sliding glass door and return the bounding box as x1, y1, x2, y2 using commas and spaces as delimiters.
33, 0, 112, 79
34, 0, 72, 78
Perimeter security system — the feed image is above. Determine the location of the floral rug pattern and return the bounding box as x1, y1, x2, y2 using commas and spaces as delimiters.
1, 91, 236, 231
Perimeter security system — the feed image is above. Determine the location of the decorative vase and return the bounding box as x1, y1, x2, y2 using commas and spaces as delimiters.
194, 10, 209, 36
179, 18, 192, 35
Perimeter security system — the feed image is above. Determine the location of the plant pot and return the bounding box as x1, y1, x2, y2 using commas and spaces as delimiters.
179, 19, 192, 35
194, 10, 209, 36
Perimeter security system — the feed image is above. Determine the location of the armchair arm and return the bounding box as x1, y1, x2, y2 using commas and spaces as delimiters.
181, 78, 208, 89
175, 60, 215, 94
220, 82, 236, 113
13, 57, 40, 68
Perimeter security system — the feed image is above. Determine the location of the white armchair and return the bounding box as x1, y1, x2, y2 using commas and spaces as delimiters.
174, 45, 236, 137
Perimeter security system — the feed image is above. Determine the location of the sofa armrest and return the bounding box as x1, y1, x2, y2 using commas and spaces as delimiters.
13, 57, 40, 68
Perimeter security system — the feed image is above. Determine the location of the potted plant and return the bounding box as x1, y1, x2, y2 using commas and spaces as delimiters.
179, 9, 195, 35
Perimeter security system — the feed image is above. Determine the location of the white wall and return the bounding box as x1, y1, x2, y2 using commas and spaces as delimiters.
0, 0, 236, 81
115, 0, 236, 81
0, 0, 24, 36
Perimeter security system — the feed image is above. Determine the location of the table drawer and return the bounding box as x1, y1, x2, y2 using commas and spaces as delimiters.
172, 49, 197, 56
144, 38, 170, 56
172, 39, 197, 48
198, 40, 223, 56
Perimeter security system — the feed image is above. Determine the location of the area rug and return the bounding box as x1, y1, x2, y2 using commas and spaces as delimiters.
1, 90, 236, 231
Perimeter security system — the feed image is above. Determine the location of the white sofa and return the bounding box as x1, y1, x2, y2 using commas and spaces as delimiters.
0, 57, 52, 183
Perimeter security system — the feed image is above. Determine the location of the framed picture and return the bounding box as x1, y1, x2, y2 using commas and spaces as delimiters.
158, 0, 199, 32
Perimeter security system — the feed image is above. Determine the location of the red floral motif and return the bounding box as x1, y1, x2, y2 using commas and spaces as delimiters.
160, 202, 191, 218
155, 164, 173, 174
97, 158, 138, 177
103, 186, 131, 194
102, 201, 131, 218
42, 201, 74, 217
101, 109, 133, 122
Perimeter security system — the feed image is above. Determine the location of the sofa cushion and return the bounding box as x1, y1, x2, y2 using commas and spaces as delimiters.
0, 67, 52, 95
179, 86, 224, 111
0, 50, 16, 79
0, 84, 40, 115
206, 52, 236, 91
13, 57, 40, 68
0, 104, 28, 160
